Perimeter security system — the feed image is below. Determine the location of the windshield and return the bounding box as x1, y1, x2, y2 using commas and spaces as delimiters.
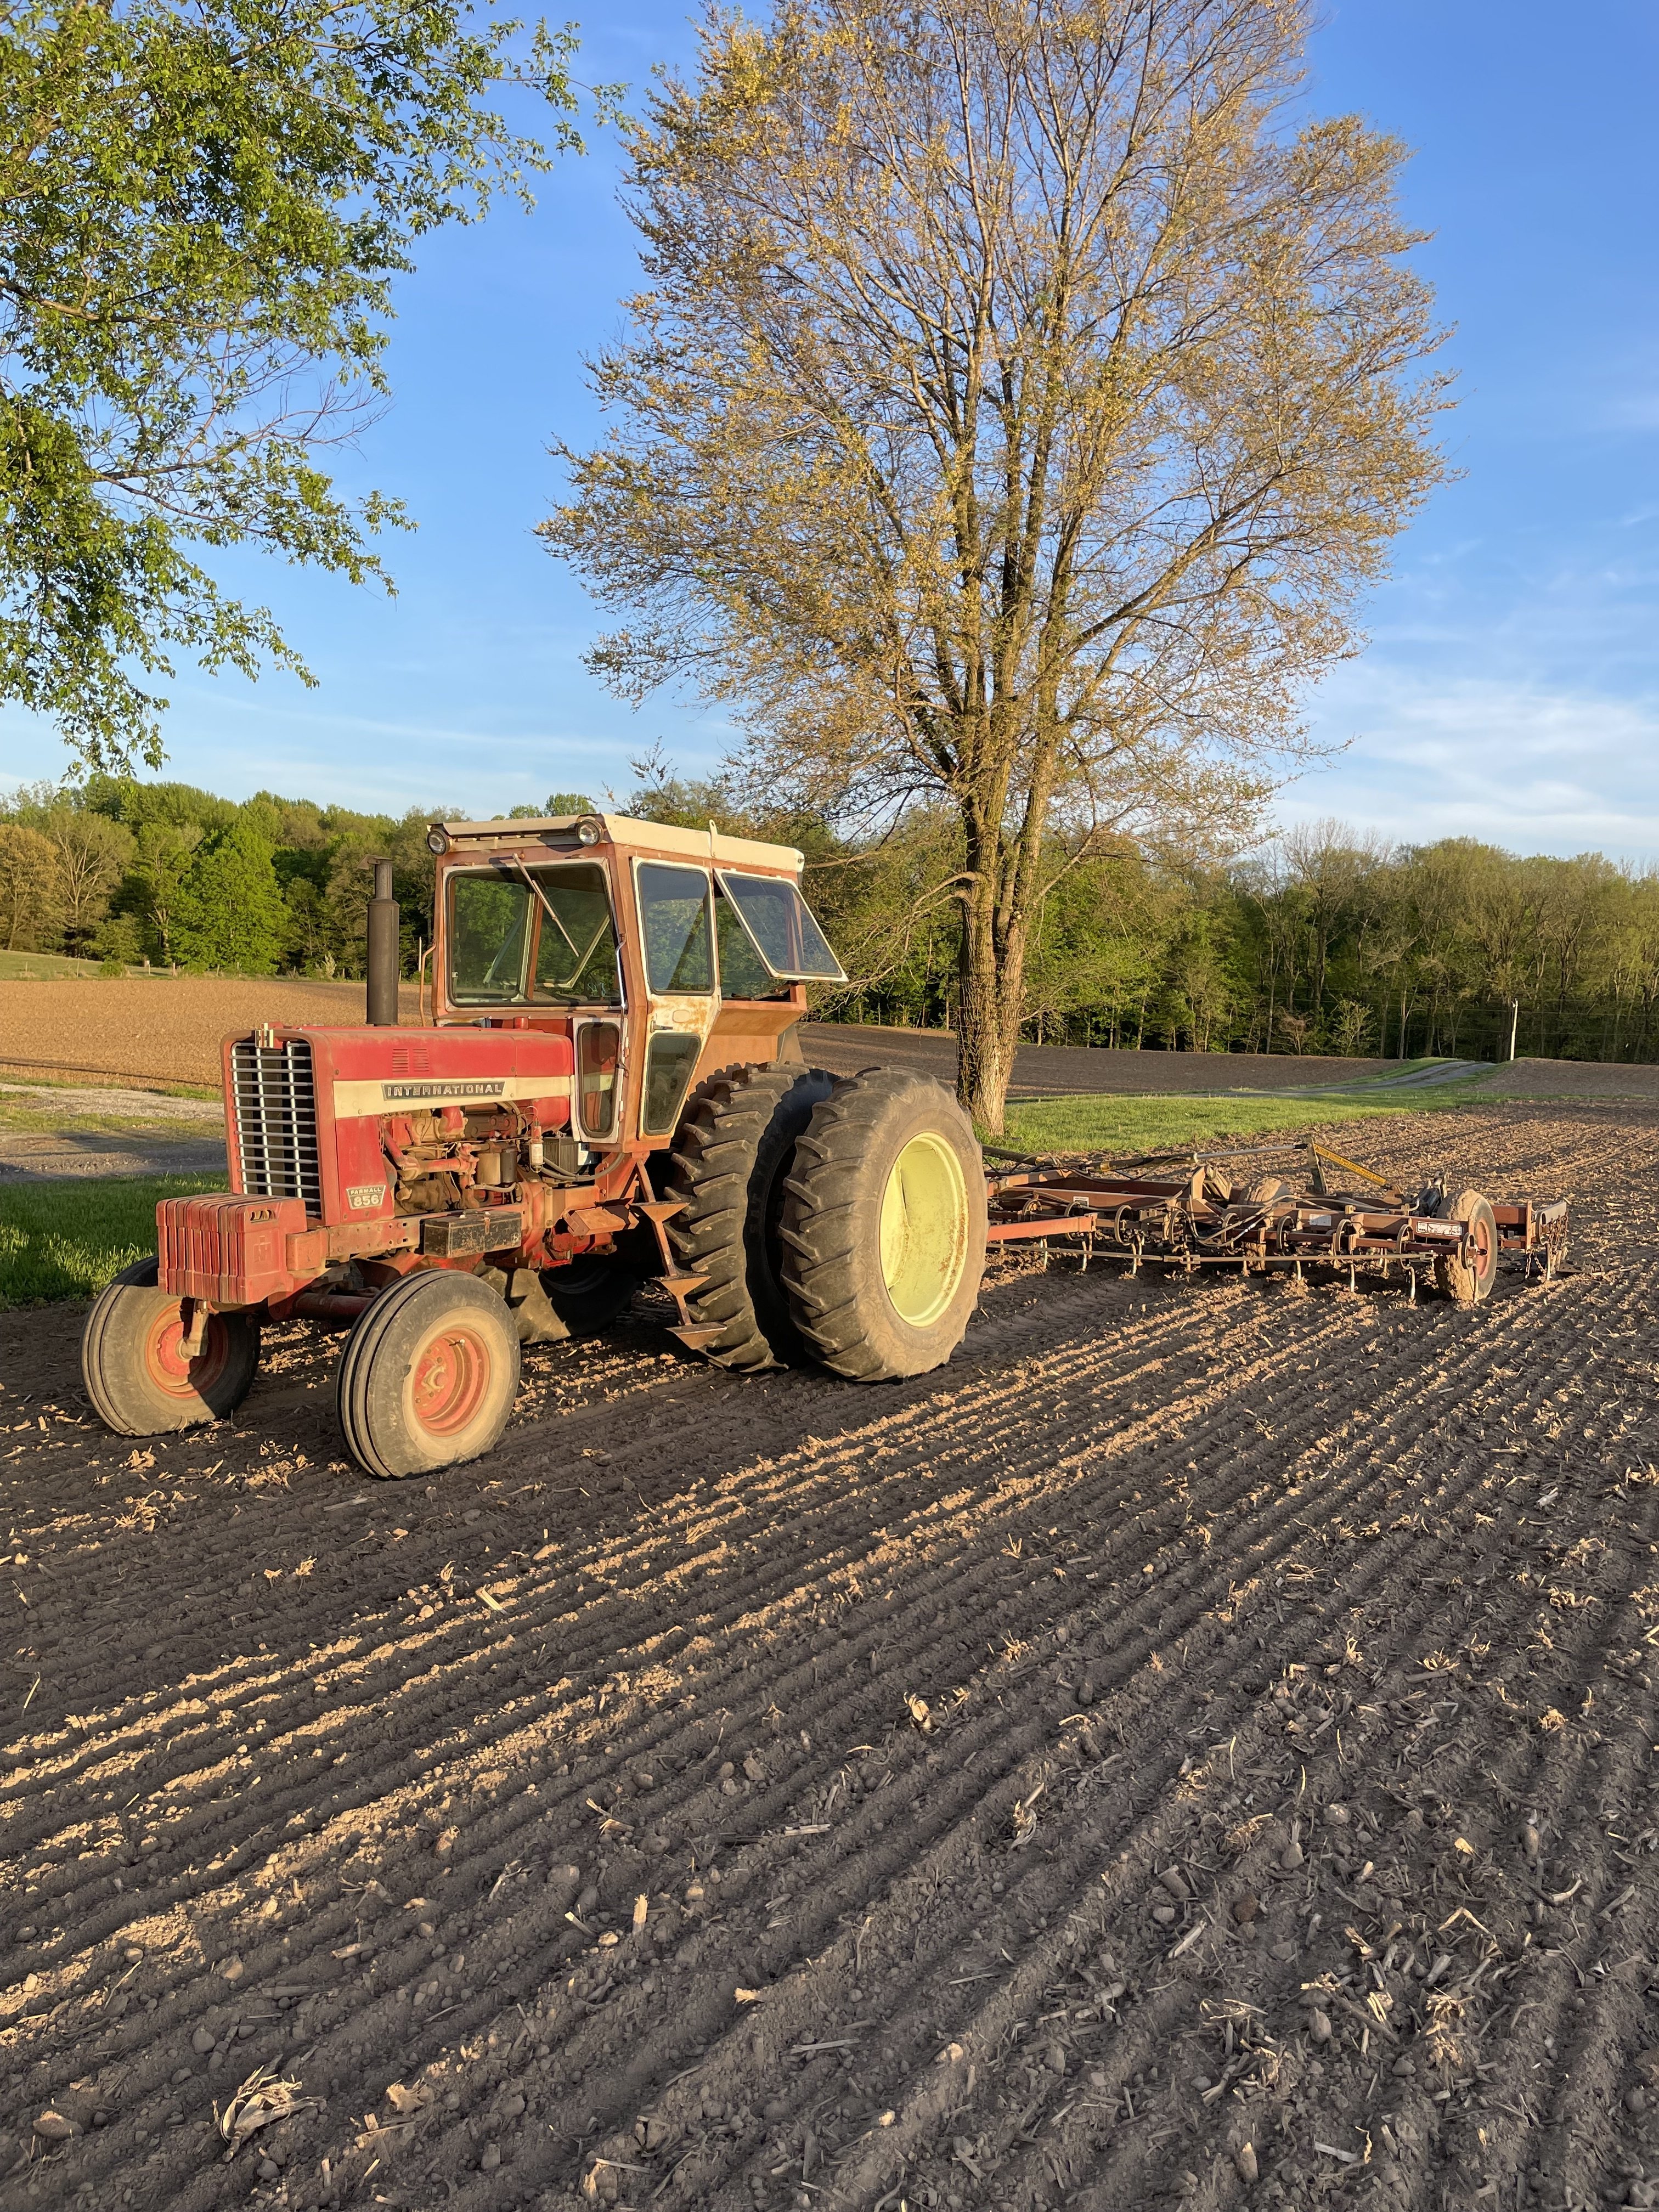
448, 861, 621, 1006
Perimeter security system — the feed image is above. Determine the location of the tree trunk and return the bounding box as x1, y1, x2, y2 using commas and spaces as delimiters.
956, 868, 1028, 1135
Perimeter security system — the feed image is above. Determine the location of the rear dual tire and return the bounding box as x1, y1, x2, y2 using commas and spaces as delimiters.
665, 1064, 837, 1368
780, 1068, 986, 1379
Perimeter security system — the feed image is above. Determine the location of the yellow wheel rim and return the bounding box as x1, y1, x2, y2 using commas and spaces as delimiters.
879, 1132, 969, 1327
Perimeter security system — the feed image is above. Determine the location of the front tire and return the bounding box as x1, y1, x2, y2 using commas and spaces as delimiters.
780, 1068, 986, 1380
336, 1270, 521, 1479
81, 1257, 259, 1435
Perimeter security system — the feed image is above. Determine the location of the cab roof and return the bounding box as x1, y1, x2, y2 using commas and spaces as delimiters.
433, 811, 803, 874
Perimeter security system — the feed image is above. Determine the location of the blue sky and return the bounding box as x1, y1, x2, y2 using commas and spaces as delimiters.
3, 1, 1655, 859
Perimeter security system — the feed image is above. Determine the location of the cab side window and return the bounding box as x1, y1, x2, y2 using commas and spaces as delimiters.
714, 883, 783, 998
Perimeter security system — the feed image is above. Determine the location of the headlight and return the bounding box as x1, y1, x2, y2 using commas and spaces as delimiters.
427, 826, 450, 855
575, 815, 603, 846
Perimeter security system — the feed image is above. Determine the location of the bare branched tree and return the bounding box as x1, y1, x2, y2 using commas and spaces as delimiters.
543, 0, 1451, 1131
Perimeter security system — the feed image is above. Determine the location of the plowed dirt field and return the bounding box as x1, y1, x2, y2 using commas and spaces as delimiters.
3, 1103, 1657, 2212
0, 978, 421, 1092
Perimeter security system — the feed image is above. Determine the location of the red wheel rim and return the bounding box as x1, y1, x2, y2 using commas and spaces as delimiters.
409, 1323, 492, 1437
1471, 1215, 1494, 1284
143, 1305, 230, 1400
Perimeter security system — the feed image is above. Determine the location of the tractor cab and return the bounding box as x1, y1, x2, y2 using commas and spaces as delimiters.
426, 811, 845, 1154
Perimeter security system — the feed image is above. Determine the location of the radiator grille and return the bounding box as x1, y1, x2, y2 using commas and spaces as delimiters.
230, 1037, 321, 1211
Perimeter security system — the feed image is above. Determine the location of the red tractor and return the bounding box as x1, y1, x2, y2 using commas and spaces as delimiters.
81, 811, 990, 1477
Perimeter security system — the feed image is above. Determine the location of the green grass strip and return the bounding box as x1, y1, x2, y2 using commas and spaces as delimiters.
0, 1173, 227, 1308
0, 949, 114, 980
998, 1083, 1481, 1158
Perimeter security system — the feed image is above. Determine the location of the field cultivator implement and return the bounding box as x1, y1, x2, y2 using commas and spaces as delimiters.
78, 811, 1571, 1481
985, 1138, 1568, 1305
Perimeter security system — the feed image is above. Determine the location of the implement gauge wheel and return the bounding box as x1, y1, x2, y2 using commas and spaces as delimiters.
336, 1271, 520, 1479
81, 1257, 259, 1434
1433, 1189, 1499, 1307
780, 1068, 987, 1380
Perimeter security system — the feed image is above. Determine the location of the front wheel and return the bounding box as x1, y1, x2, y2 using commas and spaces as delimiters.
781, 1068, 986, 1380
336, 1270, 521, 1479
81, 1257, 260, 1435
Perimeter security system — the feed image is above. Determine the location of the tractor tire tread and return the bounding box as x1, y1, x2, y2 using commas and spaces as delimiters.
663, 1063, 838, 1370
82, 1256, 261, 1435
780, 1066, 986, 1382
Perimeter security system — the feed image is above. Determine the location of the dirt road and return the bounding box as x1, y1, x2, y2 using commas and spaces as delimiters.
3, 1103, 1657, 2212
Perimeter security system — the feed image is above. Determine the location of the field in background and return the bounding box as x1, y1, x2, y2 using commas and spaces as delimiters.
803, 1021, 1400, 1097
0, 949, 117, 982
4, 979, 1658, 1102
0, 972, 419, 1088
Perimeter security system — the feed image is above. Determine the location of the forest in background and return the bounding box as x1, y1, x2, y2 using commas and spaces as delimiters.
3, 770, 1658, 1064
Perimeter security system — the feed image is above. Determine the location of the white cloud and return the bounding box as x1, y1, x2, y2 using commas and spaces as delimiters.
1282, 665, 1659, 859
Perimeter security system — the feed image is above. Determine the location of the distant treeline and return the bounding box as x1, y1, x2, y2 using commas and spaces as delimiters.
3, 775, 1656, 1063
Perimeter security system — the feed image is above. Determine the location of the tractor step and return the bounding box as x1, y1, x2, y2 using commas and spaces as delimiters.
669, 1321, 728, 1352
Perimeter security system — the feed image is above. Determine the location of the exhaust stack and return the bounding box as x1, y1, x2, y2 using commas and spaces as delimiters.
366, 859, 400, 1026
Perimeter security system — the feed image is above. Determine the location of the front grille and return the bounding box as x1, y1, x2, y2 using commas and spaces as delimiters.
231, 1037, 322, 1211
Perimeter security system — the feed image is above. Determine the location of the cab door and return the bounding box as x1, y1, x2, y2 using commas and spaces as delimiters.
631, 860, 720, 1139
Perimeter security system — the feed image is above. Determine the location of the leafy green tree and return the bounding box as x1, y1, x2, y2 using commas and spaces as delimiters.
0, 820, 61, 947
82, 774, 235, 838
170, 819, 289, 970
126, 819, 202, 963
43, 806, 133, 951
0, 0, 600, 772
